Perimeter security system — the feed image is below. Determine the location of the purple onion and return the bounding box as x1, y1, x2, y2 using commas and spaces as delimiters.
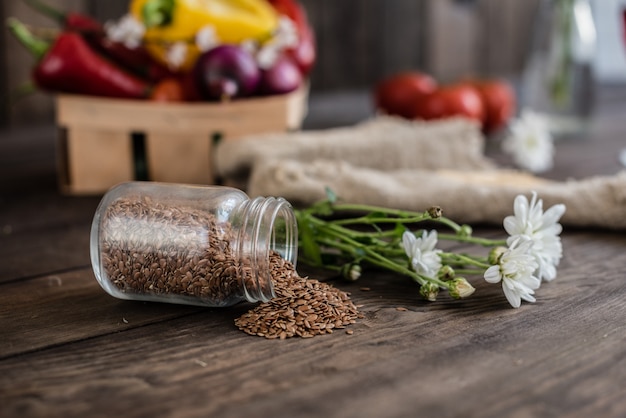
194, 45, 260, 100
260, 55, 303, 95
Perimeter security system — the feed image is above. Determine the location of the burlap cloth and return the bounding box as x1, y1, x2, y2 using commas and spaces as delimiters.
215, 116, 626, 229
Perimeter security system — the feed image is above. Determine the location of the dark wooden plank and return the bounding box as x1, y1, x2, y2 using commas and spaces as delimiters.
0, 222, 92, 283
0, 231, 624, 417
0, 268, 202, 358
0, 124, 102, 281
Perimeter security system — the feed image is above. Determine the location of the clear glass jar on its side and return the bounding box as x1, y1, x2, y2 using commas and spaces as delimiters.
90, 182, 298, 307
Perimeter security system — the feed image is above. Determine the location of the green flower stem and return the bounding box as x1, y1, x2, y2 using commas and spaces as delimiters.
326, 203, 463, 233
332, 215, 429, 226
307, 217, 449, 289
453, 269, 486, 276
438, 233, 507, 247
441, 253, 491, 270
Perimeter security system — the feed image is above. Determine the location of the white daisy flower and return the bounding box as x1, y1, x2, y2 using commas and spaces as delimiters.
195, 25, 219, 52
401, 230, 442, 278
105, 14, 145, 49
166, 42, 187, 70
504, 192, 566, 282
484, 237, 541, 309
502, 109, 555, 173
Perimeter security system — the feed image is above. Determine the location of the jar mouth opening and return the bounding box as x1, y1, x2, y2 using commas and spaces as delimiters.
238, 196, 298, 303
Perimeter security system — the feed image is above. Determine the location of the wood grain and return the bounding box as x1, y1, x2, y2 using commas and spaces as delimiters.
1, 231, 624, 417
1, 88, 625, 417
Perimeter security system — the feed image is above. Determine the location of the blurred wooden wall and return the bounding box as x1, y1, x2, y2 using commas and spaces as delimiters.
1, 0, 539, 127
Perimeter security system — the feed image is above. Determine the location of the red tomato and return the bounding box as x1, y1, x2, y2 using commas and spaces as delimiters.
469, 79, 516, 134
412, 83, 484, 124
374, 72, 438, 119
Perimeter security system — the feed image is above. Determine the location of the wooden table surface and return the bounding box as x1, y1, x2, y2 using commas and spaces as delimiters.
1, 87, 625, 418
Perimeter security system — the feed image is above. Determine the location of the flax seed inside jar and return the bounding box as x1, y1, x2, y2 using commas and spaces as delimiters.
90, 182, 361, 338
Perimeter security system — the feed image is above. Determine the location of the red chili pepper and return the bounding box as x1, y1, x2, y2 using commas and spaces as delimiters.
267, 0, 316, 75
24, 0, 174, 82
8, 18, 150, 99
86, 34, 176, 82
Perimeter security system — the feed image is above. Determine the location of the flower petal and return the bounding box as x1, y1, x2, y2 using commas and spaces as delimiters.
502, 282, 522, 308
484, 266, 502, 283
542, 203, 566, 226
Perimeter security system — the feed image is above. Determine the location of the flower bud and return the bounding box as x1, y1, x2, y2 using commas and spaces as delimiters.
341, 263, 361, 281
458, 224, 473, 237
420, 282, 439, 302
448, 277, 475, 299
428, 206, 442, 219
488, 246, 507, 265
438, 265, 455, 280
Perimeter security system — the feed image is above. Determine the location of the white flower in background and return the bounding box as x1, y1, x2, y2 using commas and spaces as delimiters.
502, 109, 555, 173
105, 14, 145, 49
484, 237, 540, 309
256, 44, 281, 70
195, 25, 219, 52
401, 230, 442, 278
255, 16, 299, 69
166, 42, 188, 69
504, 192, 566, 282
619, 148, 626, 167
274, 16, 299, 49
240, 39, 258, 55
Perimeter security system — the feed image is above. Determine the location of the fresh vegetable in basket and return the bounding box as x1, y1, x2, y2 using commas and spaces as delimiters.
194, 44, 261, 100
23, 0, 174, 82
8, 0, 315, 101
267, 0, 316, 75
131, 0, 279, 70
7, 18, 150, 99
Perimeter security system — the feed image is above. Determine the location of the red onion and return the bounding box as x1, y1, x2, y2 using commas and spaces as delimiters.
194, 45, 260, 100
260, 55, 302, 95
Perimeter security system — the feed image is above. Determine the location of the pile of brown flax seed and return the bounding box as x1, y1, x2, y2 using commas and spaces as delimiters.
235, 253, 363, 339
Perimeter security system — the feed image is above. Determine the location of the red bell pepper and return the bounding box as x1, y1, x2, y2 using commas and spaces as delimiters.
23, 0, 174, 82
8, 18, 150, 99
267, 0, 316, 75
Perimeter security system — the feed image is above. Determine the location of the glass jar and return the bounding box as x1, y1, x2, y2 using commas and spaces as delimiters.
521, 0, 597, 138
90, 182, 298, 307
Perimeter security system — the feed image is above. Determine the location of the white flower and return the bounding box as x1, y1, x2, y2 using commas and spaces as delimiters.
256, 44, 281, 70
166, 42, 188, 70
502, 109, 555, 173
255, 16, 299, 70
619, 148, 626, 167
195, 25, 219, 52
504, 192, 566, 282
401, 230, 442, 278
484, 237, 541, 308
240, 39, 258, 55
105, 14, 145, 49
274, 16, 299, 49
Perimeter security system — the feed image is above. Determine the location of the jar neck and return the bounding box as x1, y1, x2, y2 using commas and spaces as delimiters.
234, 196, 298, 303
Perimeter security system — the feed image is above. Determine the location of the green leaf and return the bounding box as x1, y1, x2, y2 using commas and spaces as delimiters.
296, 214, 322, 266
325, 187, 338, 204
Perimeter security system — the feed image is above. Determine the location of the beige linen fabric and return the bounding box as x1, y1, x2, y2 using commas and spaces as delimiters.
214, 116, 626, 229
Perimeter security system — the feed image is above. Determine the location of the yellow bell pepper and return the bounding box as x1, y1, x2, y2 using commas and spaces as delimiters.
130, 0, 279, 70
